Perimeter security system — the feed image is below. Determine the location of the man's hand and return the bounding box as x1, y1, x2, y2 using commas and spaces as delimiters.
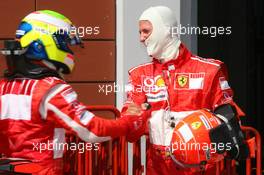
122, 102, 151, 142
124, 103, 150, 115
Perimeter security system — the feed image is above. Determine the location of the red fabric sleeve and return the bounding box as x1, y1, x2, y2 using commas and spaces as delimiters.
121, 70, 150, 142
41, 84, 148, 143
210, 64, 245, 117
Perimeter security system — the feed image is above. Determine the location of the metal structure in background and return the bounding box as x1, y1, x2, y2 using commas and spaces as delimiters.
63, 105, 128, 175
211, 126, 262, 175
241, 126, 262, 175
63, 106, 262, 175
131, 127, 262, 175
0, 106, 262, 174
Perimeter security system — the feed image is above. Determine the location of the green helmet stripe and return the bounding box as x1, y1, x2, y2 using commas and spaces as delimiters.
17, 10, 76, 74
39, 10, 71, 24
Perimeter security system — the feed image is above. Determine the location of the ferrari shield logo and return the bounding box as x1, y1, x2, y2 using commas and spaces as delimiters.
191, 121, 202, 130
177, 75, 188, 87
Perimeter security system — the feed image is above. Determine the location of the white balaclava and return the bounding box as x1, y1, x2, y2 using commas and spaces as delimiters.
139, 6, 181, 62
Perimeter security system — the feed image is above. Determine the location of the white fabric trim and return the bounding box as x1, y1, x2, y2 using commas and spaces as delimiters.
79, 111, 94, 125
149, 109, 196, 146
19, 80, 26, 94
24, 80, 32, 95
178, 124, 194, 143
25, 13, 71, 29
61, 88, 77, 103
169, 110, 197, 120
39, 84, 69, 120
189, 77, 204, 89
129, 62, 153, 73
30, 80, 38, 95
199, 115, 211, 130
53, 128, 65, 159
1, 94, 31, 120
47, 103, 110, 143
0, 81, 5, 94
10, 81, 15, 94
146, 91, 168, 102
219, 78, 230, 90
191, 57, 220, 67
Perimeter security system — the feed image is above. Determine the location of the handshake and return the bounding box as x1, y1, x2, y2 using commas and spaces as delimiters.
121, 103, 151, 142
124, 103, 151, 115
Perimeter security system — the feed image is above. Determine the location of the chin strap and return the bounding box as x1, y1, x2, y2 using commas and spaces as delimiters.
210, 104, 249, 160
5, 68, 62, 80
1, 40, 63, 80
4, 55, 62, 80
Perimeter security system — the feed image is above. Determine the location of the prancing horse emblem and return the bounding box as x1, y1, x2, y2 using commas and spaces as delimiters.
178, 75, 188, 87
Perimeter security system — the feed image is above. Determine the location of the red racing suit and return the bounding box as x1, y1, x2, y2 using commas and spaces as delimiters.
122, 44, 244, 175
0, 76, 147, 175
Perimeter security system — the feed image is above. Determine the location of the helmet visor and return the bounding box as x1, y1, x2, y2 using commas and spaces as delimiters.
52, 25, 84, 54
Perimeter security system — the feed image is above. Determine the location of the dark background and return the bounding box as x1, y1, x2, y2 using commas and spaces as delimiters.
198, 0, 263, 173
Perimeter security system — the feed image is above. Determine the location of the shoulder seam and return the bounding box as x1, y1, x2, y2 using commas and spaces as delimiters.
129, 62, 153, 73
39, 83, 69, 120
190, 57, 221, 67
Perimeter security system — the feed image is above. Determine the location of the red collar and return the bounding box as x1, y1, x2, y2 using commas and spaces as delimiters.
152, 44, 192, 71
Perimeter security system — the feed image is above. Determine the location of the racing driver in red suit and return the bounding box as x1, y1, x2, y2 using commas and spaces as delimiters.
121, 6, 245, 175
0, 10, 148, 175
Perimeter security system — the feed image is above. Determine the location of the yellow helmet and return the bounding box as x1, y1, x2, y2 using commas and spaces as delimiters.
15, 10, 82, 74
